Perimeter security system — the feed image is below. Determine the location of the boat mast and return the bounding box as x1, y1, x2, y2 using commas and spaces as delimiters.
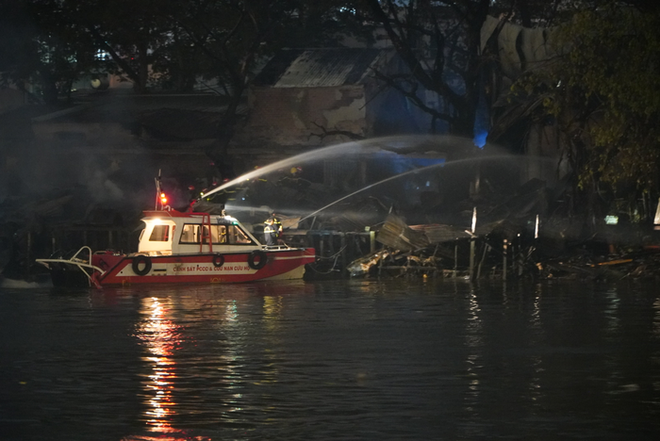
154, 169, 168, 210
154, 170, 161, 210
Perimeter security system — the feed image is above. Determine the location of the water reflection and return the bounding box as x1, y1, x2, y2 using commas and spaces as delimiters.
128, 284, 308, 437
655, 295, 660, 338
4, 280, 657, 440
604, 286, 621, 338
263, 295, 283, 330
135, 296, 183, 433
529, 355, 543, 402
258, 295, 284, 390
461, 285, 482, 434
530, 283, 542, 331
529, 284, 544, 404
218, 298, 247, 422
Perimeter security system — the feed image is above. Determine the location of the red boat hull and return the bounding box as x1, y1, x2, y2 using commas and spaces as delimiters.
92, 248, 316, 286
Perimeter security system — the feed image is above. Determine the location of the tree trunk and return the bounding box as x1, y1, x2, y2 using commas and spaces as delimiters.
39, 70, 59, 106
135, 43, 149, 94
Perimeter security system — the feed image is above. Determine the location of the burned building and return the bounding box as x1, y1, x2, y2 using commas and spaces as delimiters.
233, 48, 413, 155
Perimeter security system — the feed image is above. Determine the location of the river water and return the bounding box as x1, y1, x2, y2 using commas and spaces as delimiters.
1, 278, 659, 440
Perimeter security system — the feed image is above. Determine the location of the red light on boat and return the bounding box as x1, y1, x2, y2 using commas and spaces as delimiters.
160, 192, 167, 204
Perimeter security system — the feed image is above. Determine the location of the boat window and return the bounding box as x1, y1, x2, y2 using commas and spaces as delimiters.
179, 224, 245, 245
210, 225, 227, 244
180, 224, 200, 244
149, 225, 170, 242
227, 225, 253, 244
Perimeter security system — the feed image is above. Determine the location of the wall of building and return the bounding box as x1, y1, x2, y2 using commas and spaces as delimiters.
244, 85, 366, 147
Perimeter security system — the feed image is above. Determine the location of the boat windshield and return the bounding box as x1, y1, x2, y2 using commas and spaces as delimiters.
149, 225, 170, 242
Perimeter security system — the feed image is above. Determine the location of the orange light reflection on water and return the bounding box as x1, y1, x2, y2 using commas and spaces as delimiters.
135, 296, 183, 434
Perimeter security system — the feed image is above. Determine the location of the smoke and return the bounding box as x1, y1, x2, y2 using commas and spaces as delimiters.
84, 167, 124, 203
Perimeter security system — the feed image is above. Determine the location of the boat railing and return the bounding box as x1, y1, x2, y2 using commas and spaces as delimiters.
71, 246, 93, 264
36, 246, 106, 287
263, 245, 294, 251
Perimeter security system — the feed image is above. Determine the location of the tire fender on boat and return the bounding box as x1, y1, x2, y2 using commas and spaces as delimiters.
247, 250, 268, 270
132, 255, 152, 276
212, 254, 225, 267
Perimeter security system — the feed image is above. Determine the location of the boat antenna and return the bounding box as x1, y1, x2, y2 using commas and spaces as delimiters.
155, 169, 163, 210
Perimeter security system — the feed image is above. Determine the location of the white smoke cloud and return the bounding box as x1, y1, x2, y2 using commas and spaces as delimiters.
83, 160, 124, 203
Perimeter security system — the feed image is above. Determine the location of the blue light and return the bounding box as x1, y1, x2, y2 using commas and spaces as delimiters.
474, 129, 488, 148
473, 88, 489, 148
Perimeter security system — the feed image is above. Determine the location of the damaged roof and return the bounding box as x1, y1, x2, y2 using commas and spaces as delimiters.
377, 214, 430, 252
253, 48, 390, 88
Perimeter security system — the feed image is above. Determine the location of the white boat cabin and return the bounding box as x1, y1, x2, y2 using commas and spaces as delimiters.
137, 210, 262, 256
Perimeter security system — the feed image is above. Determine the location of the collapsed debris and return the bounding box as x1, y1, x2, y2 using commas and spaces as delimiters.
346, 213, 660, 281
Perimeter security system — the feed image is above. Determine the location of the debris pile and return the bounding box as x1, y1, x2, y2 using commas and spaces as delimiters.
346, 213, 660, 281
538, 246, 660, 280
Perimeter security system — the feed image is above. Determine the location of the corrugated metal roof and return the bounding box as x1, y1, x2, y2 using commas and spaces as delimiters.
253, 48, 388, 88
377, 214, 430, 252
410, 224, 471, 243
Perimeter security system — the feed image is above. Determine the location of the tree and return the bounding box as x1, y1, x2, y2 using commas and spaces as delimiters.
354, 1, 583, 142
357, 0, 490, 139
55, 0, 179, 94
0, 0, 100, 105
509, 1, 660, 220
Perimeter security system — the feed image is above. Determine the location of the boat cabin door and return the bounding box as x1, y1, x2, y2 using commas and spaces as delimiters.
138, 219, 176, 255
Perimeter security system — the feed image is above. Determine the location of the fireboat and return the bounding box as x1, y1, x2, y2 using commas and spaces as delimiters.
36, 181, 316, 288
